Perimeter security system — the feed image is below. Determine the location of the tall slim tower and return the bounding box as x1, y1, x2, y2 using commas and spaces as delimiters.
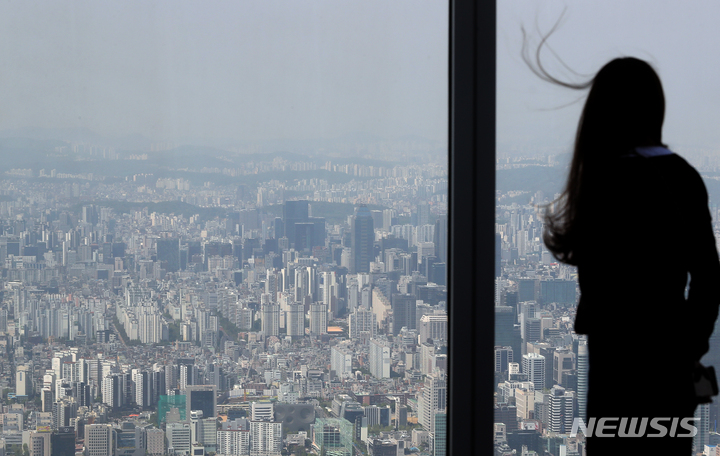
309, 304, 327, 335
577, 341, 589, 420
418, 370, 447, 434
369, 339, 391, 379
350, 206, 374, 274
261, 304, 280, 337
392, 294, 417, 335
695, 402, 710, 454
287, 304, 305, 337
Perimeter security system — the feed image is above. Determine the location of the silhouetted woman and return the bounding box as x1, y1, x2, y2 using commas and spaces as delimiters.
539, 57, 720, 454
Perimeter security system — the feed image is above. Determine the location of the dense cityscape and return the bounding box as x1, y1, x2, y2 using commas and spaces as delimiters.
0, 138, 448, 456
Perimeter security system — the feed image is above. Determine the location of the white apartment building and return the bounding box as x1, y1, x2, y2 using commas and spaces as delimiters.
369, 338, 391, 379
249, 420, 282, 456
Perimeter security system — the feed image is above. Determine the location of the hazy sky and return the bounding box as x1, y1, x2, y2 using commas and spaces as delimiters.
7, 2, 715, 154
0, 1, 448, 144
498, 1, 720, 157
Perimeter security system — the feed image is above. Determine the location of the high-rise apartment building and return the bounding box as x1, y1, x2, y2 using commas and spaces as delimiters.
309, 303, 327, 335
261, 304, 280, 337
369, 339, 391, 379
217, 428, 250, 456
102, 374, 123, 408
287, 303, 305, 337
348, 308, 376, 341
250, 420, 282, 456
331, 346, 353, 378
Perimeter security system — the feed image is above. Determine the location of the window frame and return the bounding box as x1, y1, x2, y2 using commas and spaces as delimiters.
448, 0, 495, 454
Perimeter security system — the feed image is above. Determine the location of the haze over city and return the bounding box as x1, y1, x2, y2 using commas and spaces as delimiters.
0, 1, 448, 148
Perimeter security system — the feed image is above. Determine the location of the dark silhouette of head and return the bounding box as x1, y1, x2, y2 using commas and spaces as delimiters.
541, 57, 666, 264
579, 57, 665, 155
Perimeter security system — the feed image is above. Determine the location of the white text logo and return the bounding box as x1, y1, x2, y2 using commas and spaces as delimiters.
570, 417, 698, 438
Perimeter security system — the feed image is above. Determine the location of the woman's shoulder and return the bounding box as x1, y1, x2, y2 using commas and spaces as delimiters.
627, 146, 702, 180
657, 151, 704, 181
648, 150, 708, 198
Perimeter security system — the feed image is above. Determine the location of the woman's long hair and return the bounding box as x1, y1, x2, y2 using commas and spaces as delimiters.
524, 34, 666, 264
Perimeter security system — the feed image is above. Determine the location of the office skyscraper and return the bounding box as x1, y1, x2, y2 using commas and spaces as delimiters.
418, 370, 447, 434
434, 215, 448, 263
156, 238, 180, 272
29, 431, 51, 456
185, 385, 216, 422
548, 385, 574, 434
85, 424, 113, 456
350, 205, 374, 274
494, 306, 515, 347
494, 346, 513, 374
283, 200, 310, 247
392, 293, 417, 335
522, 353, 546, 391
166, 422, 191, 455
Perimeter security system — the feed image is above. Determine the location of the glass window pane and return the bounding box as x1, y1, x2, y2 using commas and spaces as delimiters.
0, 2, 447, 455
497, 3, 720, 454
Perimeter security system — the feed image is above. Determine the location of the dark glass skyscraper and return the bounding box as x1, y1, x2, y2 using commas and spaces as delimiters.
392, 293, 417, 335
156, 238, 180, 272
283, 200, 310, 246
185, 385, 216, 420
351, 205, 374, 274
